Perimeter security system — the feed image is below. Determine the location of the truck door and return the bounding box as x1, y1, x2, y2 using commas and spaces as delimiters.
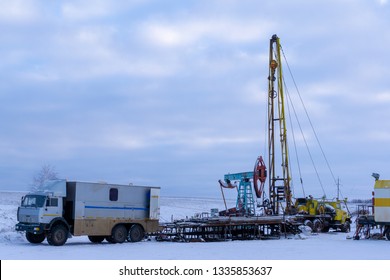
149, 188, 160, 219
42, 197, 62, 224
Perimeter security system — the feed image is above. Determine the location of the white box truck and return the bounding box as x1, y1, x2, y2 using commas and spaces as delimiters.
15, 180, 160, 246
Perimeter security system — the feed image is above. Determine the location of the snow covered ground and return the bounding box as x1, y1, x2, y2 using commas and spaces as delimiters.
0, 191, 388, 260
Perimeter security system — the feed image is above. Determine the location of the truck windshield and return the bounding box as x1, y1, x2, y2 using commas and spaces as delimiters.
22, 195, 46, 207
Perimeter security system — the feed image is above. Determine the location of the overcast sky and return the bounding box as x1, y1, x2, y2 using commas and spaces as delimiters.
1, 0, 389, 200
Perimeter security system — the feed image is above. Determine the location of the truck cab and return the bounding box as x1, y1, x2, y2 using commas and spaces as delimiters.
16, 180, 70, 245
294, 196, 351, 232
16, 192, 68, 245
18, 193, 63, 226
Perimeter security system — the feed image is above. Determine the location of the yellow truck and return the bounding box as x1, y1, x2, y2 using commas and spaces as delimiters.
354, 179, 390, 240
293, 196, 351, 233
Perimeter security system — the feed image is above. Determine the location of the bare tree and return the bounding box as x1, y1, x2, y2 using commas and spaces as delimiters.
31, 164, 59, 191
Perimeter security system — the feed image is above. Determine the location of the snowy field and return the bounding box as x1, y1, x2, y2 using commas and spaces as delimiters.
0, 191, 388, 260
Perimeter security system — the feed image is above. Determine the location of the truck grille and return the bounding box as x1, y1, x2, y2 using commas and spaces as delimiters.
19, 214, 39, 223
18, 207, 40, 223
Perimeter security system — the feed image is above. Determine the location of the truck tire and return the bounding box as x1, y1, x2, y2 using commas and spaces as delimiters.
26, 232, 45, 244
47, 225, 68, 246
111, 225, 127, 244
304, 220, 313, 230
312, 219, 323, 233
127, 224, 145, 242
88, 236, 105, 243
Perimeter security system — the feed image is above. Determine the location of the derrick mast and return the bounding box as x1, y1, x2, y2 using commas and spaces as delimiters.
268, 34, 292, 215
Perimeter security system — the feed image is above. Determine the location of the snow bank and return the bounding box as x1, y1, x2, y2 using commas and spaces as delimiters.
0, 192, 26, 244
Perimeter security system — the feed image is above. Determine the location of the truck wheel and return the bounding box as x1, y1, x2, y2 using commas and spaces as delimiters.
312, 219, 323, 233
26, 232, 45, 244
111, 225, 127, 243
47, 225, 68, 246
127, 224, 145, 242
88, 236, 105, 243
304, 220, 313, 230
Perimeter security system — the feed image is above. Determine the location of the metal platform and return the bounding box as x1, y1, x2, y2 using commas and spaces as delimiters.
156, 215, 300, 242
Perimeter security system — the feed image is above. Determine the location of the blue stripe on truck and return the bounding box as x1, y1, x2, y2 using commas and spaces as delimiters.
85, 205, 147, 211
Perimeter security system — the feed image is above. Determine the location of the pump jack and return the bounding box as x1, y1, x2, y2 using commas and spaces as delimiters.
218, 156, 266, 217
